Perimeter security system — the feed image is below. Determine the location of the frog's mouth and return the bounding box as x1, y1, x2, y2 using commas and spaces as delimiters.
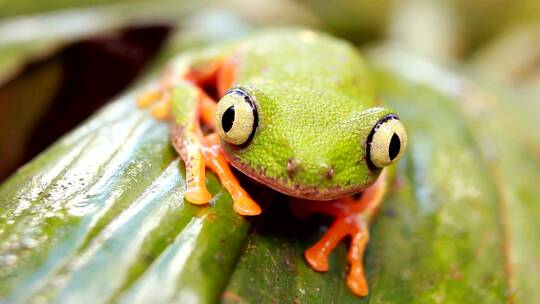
223, 153, 370, 200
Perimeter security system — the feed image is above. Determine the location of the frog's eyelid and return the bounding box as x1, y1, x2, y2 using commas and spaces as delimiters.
355, 106, 387, 118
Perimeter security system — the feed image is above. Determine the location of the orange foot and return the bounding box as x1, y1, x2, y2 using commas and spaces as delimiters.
291, 170, 388, 296
136, 57, 261, 216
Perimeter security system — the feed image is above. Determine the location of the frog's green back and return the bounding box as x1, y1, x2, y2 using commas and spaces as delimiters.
234, 29, 377, 109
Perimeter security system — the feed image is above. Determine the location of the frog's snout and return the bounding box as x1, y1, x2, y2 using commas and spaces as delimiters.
286, 157, 300, 178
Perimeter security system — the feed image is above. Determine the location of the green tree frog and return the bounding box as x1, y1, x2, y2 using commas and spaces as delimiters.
137, 29, 407, 296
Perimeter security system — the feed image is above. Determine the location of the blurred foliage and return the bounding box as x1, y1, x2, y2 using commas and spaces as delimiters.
369, 47, 540, 303
0, 59, 62, 181
470, 22, 540, 87
0, 0, 165, 18
0, 1, 205, 82
0, 0, 539, 303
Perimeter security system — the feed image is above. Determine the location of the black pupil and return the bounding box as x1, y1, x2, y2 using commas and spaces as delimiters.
222, 105, 235, 133
389, 133, 401, 161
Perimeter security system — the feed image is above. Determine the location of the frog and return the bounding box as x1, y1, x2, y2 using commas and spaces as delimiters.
137, 29, 407, 297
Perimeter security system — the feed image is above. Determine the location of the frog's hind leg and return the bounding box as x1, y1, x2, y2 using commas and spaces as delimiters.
291, 170, 388, 296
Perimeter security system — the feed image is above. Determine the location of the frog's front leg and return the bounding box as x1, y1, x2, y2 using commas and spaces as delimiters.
201, 133, 262, 215
137, 55, 261, 216
291, 170, 388, 296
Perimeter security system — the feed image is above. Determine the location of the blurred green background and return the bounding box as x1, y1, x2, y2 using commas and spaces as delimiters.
0, 1, 539, 303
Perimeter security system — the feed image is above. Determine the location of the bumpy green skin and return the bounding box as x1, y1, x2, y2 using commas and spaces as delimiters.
173, 30, 394, 199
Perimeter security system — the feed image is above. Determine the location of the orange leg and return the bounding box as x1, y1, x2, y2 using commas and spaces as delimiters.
199, 91, 217, 130
347, 222, 370, 296
305, 218, 350, 271
202, 133, 261, 216
138, 81, 214, 204
136, 57, 260, 216
172, 101, 213, 204
292, 170, 388, 297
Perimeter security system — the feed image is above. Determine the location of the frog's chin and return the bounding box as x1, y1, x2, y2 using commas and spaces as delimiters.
224, 153, 369, 201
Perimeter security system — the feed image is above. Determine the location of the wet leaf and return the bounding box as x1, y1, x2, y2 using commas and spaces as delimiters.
369, 47, 540, 303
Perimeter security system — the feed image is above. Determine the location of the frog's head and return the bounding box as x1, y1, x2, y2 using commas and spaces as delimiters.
215, 85, 407, 200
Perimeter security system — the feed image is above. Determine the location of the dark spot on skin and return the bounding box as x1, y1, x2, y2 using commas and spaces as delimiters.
222, 105, 235, 133
286, 158, 300, 178
389, 133, 401, 160
324, 166, 334, 180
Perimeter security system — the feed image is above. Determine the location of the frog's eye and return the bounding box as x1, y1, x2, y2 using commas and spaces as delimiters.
366, 114, 407, 168
215, 88, 258, 146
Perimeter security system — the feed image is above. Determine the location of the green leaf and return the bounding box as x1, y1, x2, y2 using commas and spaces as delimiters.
369, 47, 540, 303
0, 97, 175, 301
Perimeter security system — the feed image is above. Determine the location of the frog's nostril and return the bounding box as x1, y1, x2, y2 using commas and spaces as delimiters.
286, 158, 300, 178
325, 167, 334, 180
319, 164, 334, 180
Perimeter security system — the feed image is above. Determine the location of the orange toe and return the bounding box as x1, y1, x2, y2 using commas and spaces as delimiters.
137, 88, 162, 108
347, 266, 369, 297
150, 95, 171, 120
305, 246, 329, 271
233, 195, 261, 216
184, 186, 213, 205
